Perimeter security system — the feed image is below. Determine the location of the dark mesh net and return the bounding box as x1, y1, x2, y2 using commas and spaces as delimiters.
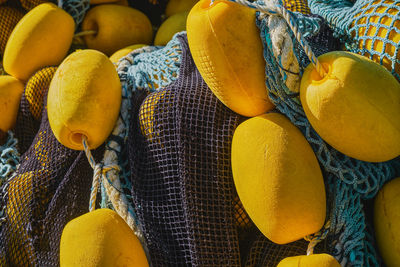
0, 98, 104, 266
24, 66, 58, 121
14, 66, 56, 155
0, 5, 24, 58
128, 35, 328, 266
20, 0, 51, 11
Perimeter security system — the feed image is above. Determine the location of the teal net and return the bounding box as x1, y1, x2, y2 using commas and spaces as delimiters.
0, 132, 19, 187
0, 0, 399, 266
245, 0, 399, 265
59, 0, 90, 28
309, 0, 400, 81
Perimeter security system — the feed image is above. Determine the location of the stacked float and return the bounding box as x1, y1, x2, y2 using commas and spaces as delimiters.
0, 0, 399, 266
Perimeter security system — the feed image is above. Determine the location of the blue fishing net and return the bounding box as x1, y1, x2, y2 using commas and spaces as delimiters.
249, 0, 399, 265
59, 0, 90, 27
309, 0, 400, 81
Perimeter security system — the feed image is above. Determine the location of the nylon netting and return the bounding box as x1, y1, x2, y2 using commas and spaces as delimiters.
25, 66, 58, 121
20, 0, 51, 11
0, 0, 399, 266
122, 33, 329, 266
309, 0, 400, 81
0, 95, 104, 266
253, 0, 399, 265
0, 5, 24, 59
14, 66, 57, 155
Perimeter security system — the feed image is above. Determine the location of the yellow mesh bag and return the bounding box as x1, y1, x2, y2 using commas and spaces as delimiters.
25, 66, 58, 120
0, 6, 25, 58
20, 0, 50, 11
282, 0, 311, 15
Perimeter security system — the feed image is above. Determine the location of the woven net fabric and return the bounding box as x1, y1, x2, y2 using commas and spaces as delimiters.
14, 66, 57, 155
60, 0, 90, 28
119, 32, 330, 266
20, 0, 51, 10
309, 0, 400, 81
0, 96, 105, 266
282, 0, 311, 15
99, 35, 183, 215
0, 6, 24, 59
25, 66, 58, 121
249, 1, 399, 265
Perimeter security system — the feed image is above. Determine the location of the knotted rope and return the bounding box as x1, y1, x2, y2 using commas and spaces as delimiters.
220, 0, 327, 79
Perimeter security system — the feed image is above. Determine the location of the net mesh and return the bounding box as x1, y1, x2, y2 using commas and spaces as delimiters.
14, 66, 57, 155
25, 66, 58, 121
20, 0, 51, 11
255, 2, 399, 266
125, 33, 330, 266
282, 0, 311, 15
61, 0, 90, 28
309, 0, 400, 81
0, 6, 24, 59
0, 99, 104, 266
0, 0, 399, 266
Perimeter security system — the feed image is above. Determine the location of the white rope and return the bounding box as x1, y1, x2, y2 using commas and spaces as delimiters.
265, 0, 301, 92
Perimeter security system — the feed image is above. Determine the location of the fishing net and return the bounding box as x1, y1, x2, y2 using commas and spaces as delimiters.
124, 33, 328, 266
309, 0, 400, 81
20, 0, 52, 11
253, 0, 399, 265
0, 0, 399, 266
0, 6, 24, 59
0, 93, 104, 267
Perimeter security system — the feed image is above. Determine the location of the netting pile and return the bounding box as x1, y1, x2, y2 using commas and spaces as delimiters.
0, 0, 399, 266
309, 0, 400, 81
255, 0, 399, 265
0, 93, 104, 267
124, 33, 327, 266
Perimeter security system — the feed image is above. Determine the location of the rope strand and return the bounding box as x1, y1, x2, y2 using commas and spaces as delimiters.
225, 0, 327, 78
82, 136, 120, 212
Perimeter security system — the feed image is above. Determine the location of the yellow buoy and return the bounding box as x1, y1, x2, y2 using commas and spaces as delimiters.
60, 209, 149, 267
187, 0, 274, 117
374, 177, 400, 267
47, 49, 121, 150
3, 3, 74, 81
0, 75, 24, 133
81, 4, 153, 56
300, 51, 400, 162
154, 11, 188, 46
277, 254, 341, 267
231, 113, 326, 244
